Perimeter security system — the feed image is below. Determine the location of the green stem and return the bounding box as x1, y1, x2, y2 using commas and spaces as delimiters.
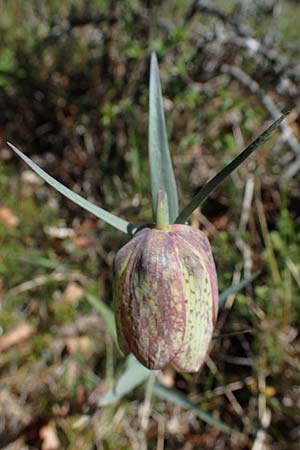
155, 191, 170, 231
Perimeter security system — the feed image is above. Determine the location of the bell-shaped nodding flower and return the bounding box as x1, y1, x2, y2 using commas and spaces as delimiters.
113, 191, 218, 372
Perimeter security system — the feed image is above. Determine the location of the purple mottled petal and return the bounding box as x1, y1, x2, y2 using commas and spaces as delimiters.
113, 228, 149, 355
113, 228, 149, 276
120, 230, 186, 369
172, 225, 218, 323
112, 223, 218, 373
171, 234, 215, 372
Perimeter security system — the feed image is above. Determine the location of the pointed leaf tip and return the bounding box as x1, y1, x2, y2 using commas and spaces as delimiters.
175, 113, 288, 224
151, 51, 158, 63
149, 53, 179, 223
7, 142, 137, 235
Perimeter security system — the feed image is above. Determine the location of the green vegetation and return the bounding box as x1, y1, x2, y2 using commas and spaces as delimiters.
0, 1, 300, 449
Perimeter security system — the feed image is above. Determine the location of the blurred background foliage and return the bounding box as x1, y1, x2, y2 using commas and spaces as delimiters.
0, 0, 300, 449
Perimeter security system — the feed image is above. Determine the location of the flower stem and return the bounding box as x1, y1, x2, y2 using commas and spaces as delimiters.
155, 191, 170, 231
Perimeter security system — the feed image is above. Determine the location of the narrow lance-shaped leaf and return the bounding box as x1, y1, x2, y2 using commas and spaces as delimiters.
152, 382, 233, 434
175, 112, 289, 224
99, 357, 233, 434
7, 142, 137, 235
149, 52, 179, 223
99, 356, 150, 406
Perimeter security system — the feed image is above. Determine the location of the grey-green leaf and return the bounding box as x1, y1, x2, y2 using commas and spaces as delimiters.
149, 52, 179, 223
100, 357, 234, 434
152, 383, 233, 434
175, 113, 289, 224
7, 142, 137, 235
99, 356, 150, 406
